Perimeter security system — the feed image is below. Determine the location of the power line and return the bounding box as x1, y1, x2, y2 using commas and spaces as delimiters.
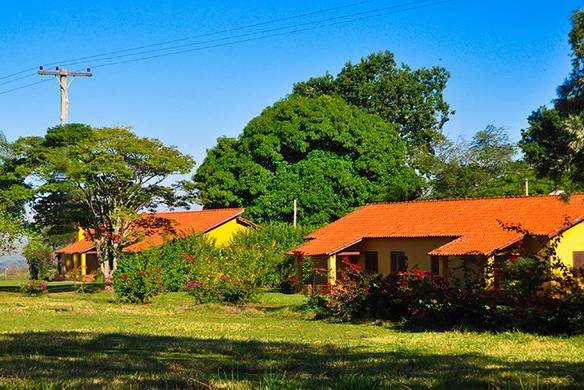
0, 73, 36, 87
0, 0, 383, 82
0, 67, 38, 81
0, 79, 52, 96
58, 0, 441, 70
92, 0, 452, 69
0, 0, 453, 96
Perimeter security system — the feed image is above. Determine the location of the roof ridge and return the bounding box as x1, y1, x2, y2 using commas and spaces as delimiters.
150, 208, 244, 215
365, 193, 584, 206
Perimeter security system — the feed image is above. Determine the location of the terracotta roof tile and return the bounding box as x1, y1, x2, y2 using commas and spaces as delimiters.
55, 239, 95, 254
291, 194, 584, 256
55, 208, 246, 254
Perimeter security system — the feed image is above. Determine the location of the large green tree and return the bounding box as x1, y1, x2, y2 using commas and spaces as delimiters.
17, 124, 194, 277
293, 51, 452, 151
428, 126, 556, 198
195, 94, 421, 225
520, 9, 584, 188
0, 131, 28, 255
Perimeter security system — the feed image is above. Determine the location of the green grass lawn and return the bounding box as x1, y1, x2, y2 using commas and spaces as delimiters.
0, 291, 583, 389
0, 280, 103, 293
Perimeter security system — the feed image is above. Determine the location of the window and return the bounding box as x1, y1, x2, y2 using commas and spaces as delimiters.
364, 252, 378, 273
390, 251, 407, 273
431, 256, 440, 275
573, 251, 584, 270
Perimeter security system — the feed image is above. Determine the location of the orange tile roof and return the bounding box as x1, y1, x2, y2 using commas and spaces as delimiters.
291, 194, 584, 257
55, 208, 246, 254
55, 239, 95, 254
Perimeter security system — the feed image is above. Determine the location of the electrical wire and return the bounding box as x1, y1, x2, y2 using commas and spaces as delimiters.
92, 0, 451, 69
58, 0, 441, 70
0, 0, 383, 82
0, 79, 52, 96
0, 0, 453, 96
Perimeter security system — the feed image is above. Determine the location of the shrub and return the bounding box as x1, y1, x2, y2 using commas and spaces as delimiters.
304, 258, 373, 322
113, 255, 163, 303
115, 223, 312, 305
21, 280, 48, 296
186, 276, 258, 305
224, 222, 315, 288
23, 237, 56, 280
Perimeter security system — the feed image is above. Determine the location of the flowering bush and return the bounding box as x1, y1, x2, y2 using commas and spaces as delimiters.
113, 255, 163, 303
305, 258, 373, 322
21, 280, 48, 296
308, 250, 584, 334
185, 280, 213, 303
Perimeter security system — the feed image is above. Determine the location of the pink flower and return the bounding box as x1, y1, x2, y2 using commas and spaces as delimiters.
186, 280, 205, 289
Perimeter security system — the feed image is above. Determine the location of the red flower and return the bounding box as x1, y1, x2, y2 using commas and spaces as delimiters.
181, 253, 197, 263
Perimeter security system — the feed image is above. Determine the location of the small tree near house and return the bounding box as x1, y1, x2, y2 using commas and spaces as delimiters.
18, 124, 194, 278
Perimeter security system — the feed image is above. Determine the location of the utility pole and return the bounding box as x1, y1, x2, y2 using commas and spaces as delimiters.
38, 66, 92, 125
293, 199, 298, 228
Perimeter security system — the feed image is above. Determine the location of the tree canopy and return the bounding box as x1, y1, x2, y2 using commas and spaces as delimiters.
427, 126, 556, 199
194, 94, 421, 225
520, 9, 584, 188
293, 51, 452, 151
14, 124, 195, 276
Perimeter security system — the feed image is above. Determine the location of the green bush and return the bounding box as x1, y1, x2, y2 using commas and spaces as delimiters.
113, 255, 163, 303
23, 237, 56, 281
121, 234, 221, 293
20, 280, 48, 296
115, 222, 313, 304
186, 276, 258, 305
224, 222, 315, 288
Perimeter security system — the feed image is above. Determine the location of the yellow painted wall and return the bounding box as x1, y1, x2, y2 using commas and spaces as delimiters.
554, 221, 584, 268
203, 218, 249, 246
350, 237, 453, 275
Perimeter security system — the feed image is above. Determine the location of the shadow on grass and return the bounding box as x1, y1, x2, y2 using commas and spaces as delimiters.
0, 332, 581, 389
0, 281, 104, 293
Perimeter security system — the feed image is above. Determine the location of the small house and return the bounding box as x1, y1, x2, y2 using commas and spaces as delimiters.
55, 208, 253, 277
291, 195, 584, 287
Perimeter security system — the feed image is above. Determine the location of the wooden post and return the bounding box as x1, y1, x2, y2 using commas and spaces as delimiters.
442, 257, 449, 280
73, 253, 79, 270
294, 254, 303, 292
81, 253, 87, 277
327, 254, 337, 285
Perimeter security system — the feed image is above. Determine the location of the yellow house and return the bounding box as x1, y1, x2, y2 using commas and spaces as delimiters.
290, 194, 584, 287
55, 208, 254, 277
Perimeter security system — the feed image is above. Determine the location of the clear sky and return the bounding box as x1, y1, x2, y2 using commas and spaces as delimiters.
0, 0, 581, 168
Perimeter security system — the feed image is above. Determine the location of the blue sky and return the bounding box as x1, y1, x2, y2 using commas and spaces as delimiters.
0, 0, 581, 168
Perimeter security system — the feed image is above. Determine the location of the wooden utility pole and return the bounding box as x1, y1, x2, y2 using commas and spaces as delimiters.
38, 66, 92, 125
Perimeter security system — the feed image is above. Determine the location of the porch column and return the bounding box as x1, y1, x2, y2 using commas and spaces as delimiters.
485, 255, 498, 289
327, 254, 337, 285
81, 253, 87, 277
294, 254, 303, 292
442, 257, 449, 279
73, 253, 79, 269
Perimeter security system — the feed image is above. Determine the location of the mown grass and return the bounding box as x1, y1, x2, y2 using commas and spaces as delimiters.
0, 291, 582, 389
0, 280, 103, 293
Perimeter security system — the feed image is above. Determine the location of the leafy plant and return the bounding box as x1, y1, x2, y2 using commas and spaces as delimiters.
21, 280, 48, 296
23, 236, 55, 280
113, 255, 163, 304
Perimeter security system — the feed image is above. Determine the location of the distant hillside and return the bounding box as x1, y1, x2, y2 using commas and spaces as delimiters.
0, 255, 26, 269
